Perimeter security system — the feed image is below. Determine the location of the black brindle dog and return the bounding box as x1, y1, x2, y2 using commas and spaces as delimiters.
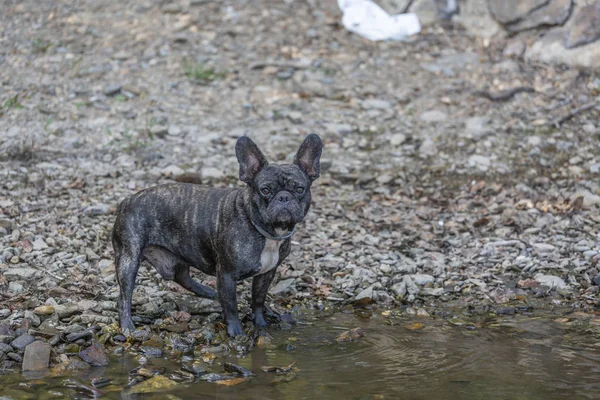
112, 134, 322, 336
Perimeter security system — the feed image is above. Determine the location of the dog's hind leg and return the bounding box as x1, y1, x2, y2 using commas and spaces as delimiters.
115, 244, 142, 335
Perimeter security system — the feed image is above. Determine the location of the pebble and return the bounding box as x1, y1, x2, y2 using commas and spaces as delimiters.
32, 237, 48, 250
420, 110, 447, 122
0, 219, 12, 231
532, 243, 555, 253
419, 138, 438, 158
168, 125, 182, 136
79, 342, 109, 366
389, 133, 407, 146
325, 123, 353, 135
140, 346, 164, 358
4, 267, 37, 280
420, 288, 444, 296
270, 278, 296, 295
130, 376, 178, 393
464, 116, 492, 138
10, 334, 36, 351
362, 99, 392, 110
162, 165, 185, 177
496, 307, 516, 315
355, 286, 374, 301
534, 274, 566, 289
150, 125, 169, 138
287, 111, 303, 124
8, 282, 24, 294
0, 343, 13, 353
528, 136, 542, 146
51, 359, 91, 375
54, 303, 80, 319
410, 274, 435, 286
103, 84, 122, 96
83, 204, 110, 216
202, 167, 224, 180
468, 155, 491, 171
24, 310, 40, 327
391, 281, 407, 297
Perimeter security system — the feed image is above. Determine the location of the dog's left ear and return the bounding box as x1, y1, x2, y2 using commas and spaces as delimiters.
294, 133, 322, 181
236, 136, 268, 183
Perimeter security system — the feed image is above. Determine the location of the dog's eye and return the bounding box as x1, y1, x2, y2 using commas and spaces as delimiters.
296, 187, 305, 194
261, 188, 270, 195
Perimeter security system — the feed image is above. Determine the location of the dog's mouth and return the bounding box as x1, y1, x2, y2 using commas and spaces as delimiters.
270, 208, 303, 227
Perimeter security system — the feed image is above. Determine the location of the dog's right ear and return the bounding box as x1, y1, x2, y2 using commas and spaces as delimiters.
236, 136, 268, 183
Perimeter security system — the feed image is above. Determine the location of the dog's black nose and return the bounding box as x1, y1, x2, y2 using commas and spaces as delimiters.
276, 191, 291, 203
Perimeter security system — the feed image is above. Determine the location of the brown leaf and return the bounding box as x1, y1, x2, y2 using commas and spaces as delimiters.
315, 285, 332, 297
405, 323, 424, 330
172, 311, 191, 323
215, 377, 249, 386
473, 217, 489, 228
21, 238, 33, 253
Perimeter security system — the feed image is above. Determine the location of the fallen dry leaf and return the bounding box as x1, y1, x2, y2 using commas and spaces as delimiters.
215, 377, 249, 386
405, 323, 424, 330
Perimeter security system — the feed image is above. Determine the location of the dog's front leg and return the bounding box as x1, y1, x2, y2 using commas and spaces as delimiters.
217, 271, 243, 336
252, 269, 276, 328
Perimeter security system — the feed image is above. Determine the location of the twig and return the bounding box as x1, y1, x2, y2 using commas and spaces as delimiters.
475, 87, 535, 102
249, 60, 312, 70
46, 270, 65, 281
548, 100, 598, 127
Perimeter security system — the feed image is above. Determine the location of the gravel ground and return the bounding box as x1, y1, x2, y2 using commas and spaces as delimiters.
1, 0, 600, 349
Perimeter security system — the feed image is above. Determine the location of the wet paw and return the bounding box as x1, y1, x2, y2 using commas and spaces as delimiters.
227, 320, 244, 337
253, 313, 269, 328
120, 320, 136, 336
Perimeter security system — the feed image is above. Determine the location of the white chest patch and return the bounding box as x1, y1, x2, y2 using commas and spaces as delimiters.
257, 239, 282, 275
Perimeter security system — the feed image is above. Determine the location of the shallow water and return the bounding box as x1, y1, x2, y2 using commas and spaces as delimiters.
2, 309, 600, 400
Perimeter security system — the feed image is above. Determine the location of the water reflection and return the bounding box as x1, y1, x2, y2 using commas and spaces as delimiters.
2, 311, 600, 400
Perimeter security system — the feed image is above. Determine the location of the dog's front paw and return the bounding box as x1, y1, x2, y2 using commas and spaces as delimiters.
252, 312, 269, 328
120, 319, 136, 336
227, 320, 244, 337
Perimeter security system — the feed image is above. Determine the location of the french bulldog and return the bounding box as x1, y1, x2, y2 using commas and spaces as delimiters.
112, 134, 322, 336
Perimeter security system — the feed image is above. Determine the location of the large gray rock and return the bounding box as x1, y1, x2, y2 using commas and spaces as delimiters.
409, 0, 442, 25
22, 341, 51, 371
505, 0, 573, 32
488, 0, 549, 24
564, 1, 600, 48
453, 0, 503, 38
525, 24, 600, 69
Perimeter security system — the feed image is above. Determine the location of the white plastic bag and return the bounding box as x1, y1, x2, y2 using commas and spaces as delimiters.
338, 0, 421, 41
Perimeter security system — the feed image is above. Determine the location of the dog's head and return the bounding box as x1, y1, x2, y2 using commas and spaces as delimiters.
235, 134, 322, 230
